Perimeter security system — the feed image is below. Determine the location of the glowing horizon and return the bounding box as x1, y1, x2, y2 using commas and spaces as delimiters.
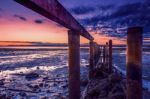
0, 14, 125, 45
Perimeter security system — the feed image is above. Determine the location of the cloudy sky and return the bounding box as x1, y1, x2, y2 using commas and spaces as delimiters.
0, 0, 149, 45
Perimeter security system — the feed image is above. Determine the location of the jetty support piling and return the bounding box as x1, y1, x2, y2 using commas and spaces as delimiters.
100, 46, 103, 64
103, 46, 106, 65
68, 30, 80, 99
89, 40, 95, 79
126, 27, 143, 99
108, 40, 112, 73
94, 42, 99, 65
106, 42, 109, 68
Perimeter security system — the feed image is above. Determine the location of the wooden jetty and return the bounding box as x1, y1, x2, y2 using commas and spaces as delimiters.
83, 27, 143, 99
14, 0, 143, 99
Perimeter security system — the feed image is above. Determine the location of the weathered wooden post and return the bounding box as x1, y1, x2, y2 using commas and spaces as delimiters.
103, 46, 106, 64
126, 27, 143, 99
68, 30, 80, 99
98, 45, 101, 58
100, 46, 103, 64
94, 42, 99, 64
93, 42, 96, 65
106, 42, 109, 68
89, 40, 94, 79
98, 45, 101, 62
108, 40, 112, 73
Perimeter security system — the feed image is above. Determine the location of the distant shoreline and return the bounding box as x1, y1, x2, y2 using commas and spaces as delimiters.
0, 46, 149, 51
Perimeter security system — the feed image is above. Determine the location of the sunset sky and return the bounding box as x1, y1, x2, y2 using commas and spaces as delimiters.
0, 0, 149, 45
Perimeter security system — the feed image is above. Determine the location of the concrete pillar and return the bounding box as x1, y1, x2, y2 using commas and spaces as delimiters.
126, 27, 143, 99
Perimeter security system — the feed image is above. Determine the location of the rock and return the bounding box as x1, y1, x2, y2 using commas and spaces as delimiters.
86, 65, 89, 67
108, 73, 122, 83
83, 72, 126, 99
20, 72, 23, 74
53, 83, 57, 86
40, 96, 48, 99
54, 94, 65, 99
84, 79, 109, 99
0, 94, 6, 99
19, 92, 26, 97
44, 83, 49, 87
81, 78, 88, 87
43, 77, 48, 81
32, 85, 40, 91
0, 80, 4, 86
36, 66, 40, 70
46, 90, 51, 93
111, 84, 123, 93
39, 83, 44, 87
62, 84, 68, 89
26, 84, 41, 91
25, 72, 39, 81
98, 90, 107, 98
108, 92, 126, 99
26, 83, 33, 89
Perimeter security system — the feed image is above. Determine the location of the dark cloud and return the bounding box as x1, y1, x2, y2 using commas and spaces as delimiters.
71, 6, 95, 15
111, 3, 142, 18
35, 19, 44, 24
14, 14, 27, 21
79, 16, 100, 25
79, 15, 110, 26
109, 1, 150, 25
76, 1, 150, 39
97, 4, 114, 10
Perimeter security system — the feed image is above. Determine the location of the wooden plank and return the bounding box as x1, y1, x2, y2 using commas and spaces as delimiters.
14, 0, 93, 40
68, 30, 80, 99
126, 27, 143, 99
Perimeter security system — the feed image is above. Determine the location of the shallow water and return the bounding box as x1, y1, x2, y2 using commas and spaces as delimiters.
113, 50, 150, 92
0, 47, 149, 98
0, 48, 89, 99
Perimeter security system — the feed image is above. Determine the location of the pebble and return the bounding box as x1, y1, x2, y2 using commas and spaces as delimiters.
25, 72, 39, 81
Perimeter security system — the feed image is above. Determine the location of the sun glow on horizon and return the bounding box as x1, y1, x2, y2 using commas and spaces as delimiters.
0, 9, 126, 46
0, 15, 126, 45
